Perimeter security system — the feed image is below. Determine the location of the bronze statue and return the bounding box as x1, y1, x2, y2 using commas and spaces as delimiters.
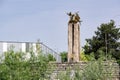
67, 12, 81, 23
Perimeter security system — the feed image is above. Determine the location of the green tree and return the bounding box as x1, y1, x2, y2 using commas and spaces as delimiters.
60, 51, 68, 62
83, 20, 120, 59
47, 54, 56, 61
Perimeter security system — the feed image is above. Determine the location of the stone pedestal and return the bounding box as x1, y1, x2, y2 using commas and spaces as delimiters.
68, 22, 80, 62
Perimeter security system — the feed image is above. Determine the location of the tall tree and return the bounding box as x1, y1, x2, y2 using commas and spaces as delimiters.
83, 20, 120, 59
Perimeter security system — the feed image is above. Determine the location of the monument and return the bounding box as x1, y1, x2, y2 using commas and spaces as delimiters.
67, 12, 81, 62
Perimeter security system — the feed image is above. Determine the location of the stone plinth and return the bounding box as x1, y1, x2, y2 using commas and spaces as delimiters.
68, 22, 80, 62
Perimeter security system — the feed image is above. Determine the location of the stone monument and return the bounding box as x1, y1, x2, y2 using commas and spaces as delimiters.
67, 12, 81, 62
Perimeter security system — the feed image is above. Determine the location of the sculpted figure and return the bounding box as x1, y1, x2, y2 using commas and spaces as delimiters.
67, 12, 81, 23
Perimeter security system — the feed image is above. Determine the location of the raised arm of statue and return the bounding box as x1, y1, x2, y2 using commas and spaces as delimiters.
75, 13, 80, 22
67, 12, 74, 23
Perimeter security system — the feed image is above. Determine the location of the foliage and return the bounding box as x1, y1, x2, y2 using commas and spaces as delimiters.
80, 48, 96, 61
0, 49, 49, 80
85, 52, 96, 61
58, 54, 117, 80
57, 71, 71, 80
80, 57, 115, 80
0, 49, 118, 79
60, 51, 67, 62
47, 54, 56, 61
83, 20, 120, 59
80, 49, 88, 61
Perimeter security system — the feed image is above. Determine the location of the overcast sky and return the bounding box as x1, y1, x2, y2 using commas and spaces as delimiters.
0, 0, 120, 52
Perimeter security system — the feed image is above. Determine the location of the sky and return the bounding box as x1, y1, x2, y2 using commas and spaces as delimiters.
0, 0, 120, 52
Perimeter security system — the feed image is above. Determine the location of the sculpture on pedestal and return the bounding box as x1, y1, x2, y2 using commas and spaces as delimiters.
67, 12, 81, 62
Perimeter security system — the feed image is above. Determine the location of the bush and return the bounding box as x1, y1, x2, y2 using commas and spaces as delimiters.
47, 54, 56, 61
60, 51, 67, 62
0, 49, 49, 80
57, 54, 117, 80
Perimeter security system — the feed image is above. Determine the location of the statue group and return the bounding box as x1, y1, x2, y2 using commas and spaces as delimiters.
67, 12, 81, 23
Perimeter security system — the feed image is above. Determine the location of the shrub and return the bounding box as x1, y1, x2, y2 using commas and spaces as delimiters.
47, 54, 56, 61
60, 51, 67, 62
58, 54, 117, 80
0, 49, 49, 80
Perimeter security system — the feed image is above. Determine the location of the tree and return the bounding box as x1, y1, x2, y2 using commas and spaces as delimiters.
60, 52, 68, 62
83, 20, 120, 59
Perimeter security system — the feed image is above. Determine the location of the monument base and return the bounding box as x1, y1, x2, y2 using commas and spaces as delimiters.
68, 22, 80, 62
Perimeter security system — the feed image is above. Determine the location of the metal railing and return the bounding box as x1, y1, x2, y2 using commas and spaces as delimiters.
0, 41, 61, 62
